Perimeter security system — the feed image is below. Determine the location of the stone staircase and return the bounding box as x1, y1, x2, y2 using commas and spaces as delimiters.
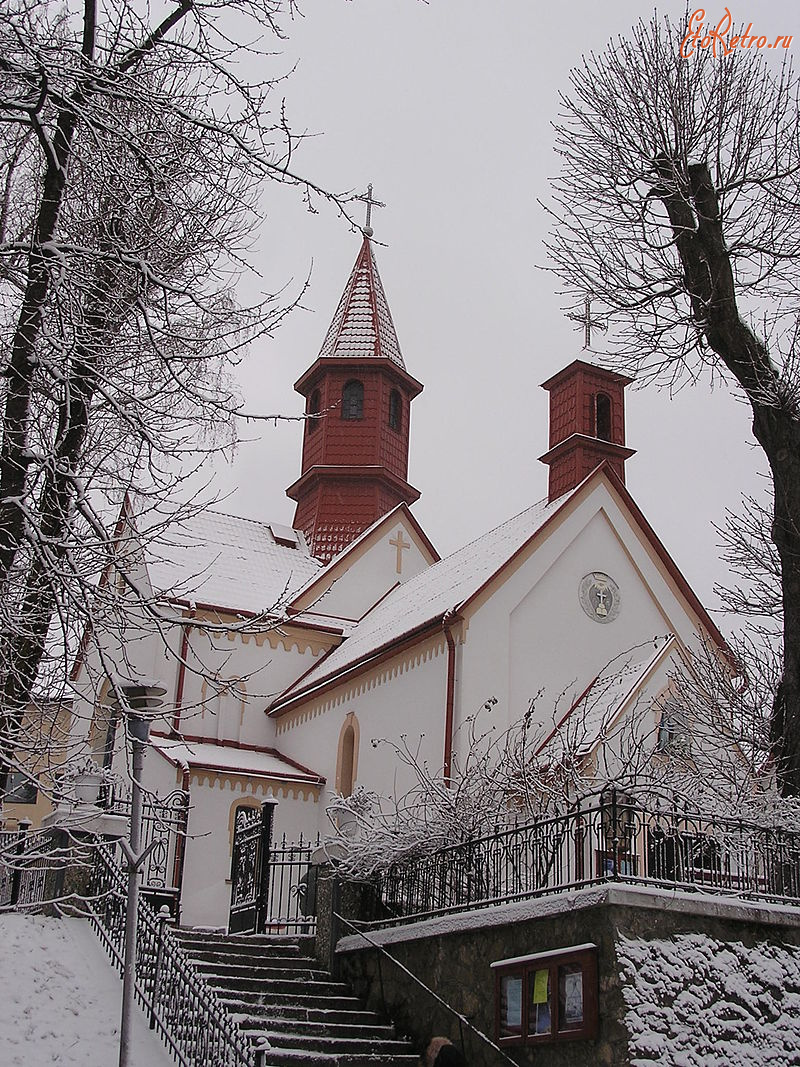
175, 929, 420, 1066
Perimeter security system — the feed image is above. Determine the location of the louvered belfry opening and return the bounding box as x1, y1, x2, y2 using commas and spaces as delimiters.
287, 236, 423, 563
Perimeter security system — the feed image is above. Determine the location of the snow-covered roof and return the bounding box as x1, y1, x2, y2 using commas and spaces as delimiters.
288, 502, 439, 618
271, 492, 567, 710
151, 735, 323, 784
318, 237, 405, 367
144, 509, 322, 616
536, 637, 674, 762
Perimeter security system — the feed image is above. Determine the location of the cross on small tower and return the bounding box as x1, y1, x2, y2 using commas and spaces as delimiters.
568, 295, 606, 350
356, 183, 385, 237
389, 529, 411, 574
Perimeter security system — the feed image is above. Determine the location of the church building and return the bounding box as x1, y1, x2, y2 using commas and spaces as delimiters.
68, 228, 728, 929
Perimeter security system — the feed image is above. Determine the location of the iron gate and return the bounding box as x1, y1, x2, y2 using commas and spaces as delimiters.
228, 801, 275, 934
228, 801, 318, 935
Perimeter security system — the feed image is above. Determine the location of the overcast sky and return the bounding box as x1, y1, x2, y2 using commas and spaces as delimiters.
216, 0, 797, 633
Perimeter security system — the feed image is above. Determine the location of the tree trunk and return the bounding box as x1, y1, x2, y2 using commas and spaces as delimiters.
753, 409, 800, 794
655, 161, 800, 794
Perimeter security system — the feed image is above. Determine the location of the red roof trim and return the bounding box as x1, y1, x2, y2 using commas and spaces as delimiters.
150, 731, 325, 784
271, 462, 730, 716
268, 614, 447, 717
458, 462, 729, 657
540, 359, 633, 391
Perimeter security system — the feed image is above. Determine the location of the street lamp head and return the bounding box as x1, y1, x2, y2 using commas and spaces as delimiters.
113, 678, 167, 742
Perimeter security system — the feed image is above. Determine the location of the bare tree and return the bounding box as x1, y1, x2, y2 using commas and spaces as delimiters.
0, 0, 335, 805
328, 646, 794, 882
544, 12, 800, 793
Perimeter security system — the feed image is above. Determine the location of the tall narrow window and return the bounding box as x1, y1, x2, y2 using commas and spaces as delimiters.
388, 389, 402, 431
341, 380, 364, 420
307, 389, 321, 434
340, 726, 355, 797
594, 393, 612, 441
336, 713, 360, 797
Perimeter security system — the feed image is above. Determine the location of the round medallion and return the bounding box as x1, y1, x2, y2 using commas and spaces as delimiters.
579, 572, 621, 624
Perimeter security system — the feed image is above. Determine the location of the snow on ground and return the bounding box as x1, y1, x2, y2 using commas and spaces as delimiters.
618, 932, 800, 1066
0, 912, 176, 1067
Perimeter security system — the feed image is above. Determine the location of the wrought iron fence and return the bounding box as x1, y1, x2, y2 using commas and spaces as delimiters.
105, 787, 189, 917
88, 842, 256, 1067
0, 822, 61, 908
368, 790, 800, 928
264, 832, 320, 935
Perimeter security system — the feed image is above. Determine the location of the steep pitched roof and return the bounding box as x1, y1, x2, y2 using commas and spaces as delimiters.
268, 462, 729, 715
270, 493, 566, 711
317, 236, 405, 367
145, 509, 322, 616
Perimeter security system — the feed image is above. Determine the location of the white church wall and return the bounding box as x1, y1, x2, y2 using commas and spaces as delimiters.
174, 622, 328, 748
179, 771, 321, 928
275, 634, 449, 819
506, 512, 674, 737
306, 517, 432, 621
443, 482, 715, 764
68, 618, 185, 760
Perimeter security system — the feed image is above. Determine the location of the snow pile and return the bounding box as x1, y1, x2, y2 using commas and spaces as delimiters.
0, 913, 174, 1067
618, 931, 800, 1066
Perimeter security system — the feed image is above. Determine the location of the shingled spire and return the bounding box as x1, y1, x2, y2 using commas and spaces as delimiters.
318, 236, 405, 367
287, 234, 423, 564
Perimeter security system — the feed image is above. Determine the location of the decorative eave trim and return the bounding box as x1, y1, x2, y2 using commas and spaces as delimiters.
268, 614, 447, 717
540, 359, 633, 391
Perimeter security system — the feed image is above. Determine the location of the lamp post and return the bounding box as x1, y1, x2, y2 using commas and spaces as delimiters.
116, 679, 165, 1067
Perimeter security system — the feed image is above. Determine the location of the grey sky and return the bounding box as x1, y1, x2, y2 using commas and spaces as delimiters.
217, 0, 797, 631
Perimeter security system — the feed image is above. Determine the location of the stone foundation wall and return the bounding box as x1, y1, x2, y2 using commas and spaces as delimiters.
329, 885, 800, 1066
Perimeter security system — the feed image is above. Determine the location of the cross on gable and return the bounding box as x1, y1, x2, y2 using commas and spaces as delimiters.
389, 529, 411, 574
356, 182, 385, 237
567, 295, 607, 349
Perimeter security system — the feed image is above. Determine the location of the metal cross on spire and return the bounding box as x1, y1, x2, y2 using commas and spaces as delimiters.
567, 295, 607, 349
356, 183, 385, 237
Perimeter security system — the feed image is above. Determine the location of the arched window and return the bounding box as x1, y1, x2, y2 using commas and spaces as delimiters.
594, 393, 612, 441
341, 380, 364, 420
388, 389, 402, 432
307, 389, 320, 434
339, 726, 355, 798
335, 712, 360, 798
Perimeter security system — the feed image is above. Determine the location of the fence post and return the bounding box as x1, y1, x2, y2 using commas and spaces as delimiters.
255, 799, 277, 935
9, 819, 31, 906
149, 905, 171, 1030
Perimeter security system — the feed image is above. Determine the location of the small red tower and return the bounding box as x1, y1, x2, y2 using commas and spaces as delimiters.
287, 235, 423, 563
539, 360, 636, 501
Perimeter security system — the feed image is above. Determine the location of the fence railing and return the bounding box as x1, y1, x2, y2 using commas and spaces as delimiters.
0, 822, 62, 909
88, 842, 257, 1067
265, 833, 319, 935
105, 787, 189, 918
367, 790, 800, 928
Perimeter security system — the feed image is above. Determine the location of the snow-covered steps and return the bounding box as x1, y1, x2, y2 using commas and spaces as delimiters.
173, 929, 419, 1066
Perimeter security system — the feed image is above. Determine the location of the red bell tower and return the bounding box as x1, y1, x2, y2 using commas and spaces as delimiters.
539, 360, 636, 501
287, 235, 423, 563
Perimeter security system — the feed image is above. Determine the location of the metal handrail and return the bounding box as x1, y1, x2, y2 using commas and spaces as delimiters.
334, 909, 518, 1066
88, 842, 255, 1067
